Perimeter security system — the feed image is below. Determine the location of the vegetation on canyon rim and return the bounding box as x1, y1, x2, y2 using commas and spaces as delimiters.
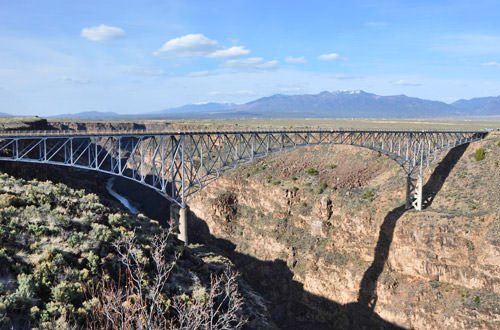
0, 173, 247, 329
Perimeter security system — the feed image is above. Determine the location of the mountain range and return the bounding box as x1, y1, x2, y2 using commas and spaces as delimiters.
3, 90, 500, 119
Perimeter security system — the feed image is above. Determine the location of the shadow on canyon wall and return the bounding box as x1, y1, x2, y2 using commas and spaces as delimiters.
357, 143, 469, 311
189, 211, 405, 330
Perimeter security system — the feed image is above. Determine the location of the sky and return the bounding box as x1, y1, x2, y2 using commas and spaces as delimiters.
1, 0, 500, 116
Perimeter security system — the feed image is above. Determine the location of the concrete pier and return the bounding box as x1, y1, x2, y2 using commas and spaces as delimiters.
170, 205, 188, 244
178, 206, 188, 244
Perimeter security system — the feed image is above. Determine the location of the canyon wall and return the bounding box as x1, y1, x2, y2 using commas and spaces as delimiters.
189, 138, 500, 329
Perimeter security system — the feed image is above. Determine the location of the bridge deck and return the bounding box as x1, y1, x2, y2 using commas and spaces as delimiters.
0, 128, 492, 138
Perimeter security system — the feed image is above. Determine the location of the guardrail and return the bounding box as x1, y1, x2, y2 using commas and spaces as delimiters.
0, 127, 494, 137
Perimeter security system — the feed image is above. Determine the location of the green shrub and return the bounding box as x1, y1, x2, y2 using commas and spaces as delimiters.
108, 213, 125, 226
474, 148, 486, 161
0, 194, 25, 208
329, 164, 337, 169
30, 306, 40, 320
495, 161, 499, 167
305, 167, 318, 175
292, 186, 299, 192
0, 301, 8, 326
265, 175, 272, 183
497, 141, 500, 147
86, 252, 100, 275
51, 281, 83, 305
272, 180, 281, 186
67, 232, 85, 248
15, 274, 38, 300
318, 182, 328, 194
0, 248, 8, 259
27, 224, 51, 237
89, 223, 114, 242
245, 173, 250, 178
361, 188, 375, 200
291, 176, 297, 181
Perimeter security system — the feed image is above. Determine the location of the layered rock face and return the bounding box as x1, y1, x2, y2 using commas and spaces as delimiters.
49, 121, 170, 131
189, 138, 500, 329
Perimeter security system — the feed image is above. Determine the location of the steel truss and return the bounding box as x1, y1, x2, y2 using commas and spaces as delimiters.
0, 129, 489, 210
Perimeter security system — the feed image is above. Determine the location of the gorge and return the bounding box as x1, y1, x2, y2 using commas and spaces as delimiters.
1, 120, 499, 329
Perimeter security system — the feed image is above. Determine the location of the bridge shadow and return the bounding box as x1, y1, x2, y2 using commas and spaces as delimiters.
421, 143, 469, 209
356, 143, 469, 311
189, 213, 405, 329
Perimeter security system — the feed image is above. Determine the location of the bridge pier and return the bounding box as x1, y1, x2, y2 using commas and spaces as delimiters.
406, 174, 423, 211
179, 206, 189, 244
170, 205, 189, 244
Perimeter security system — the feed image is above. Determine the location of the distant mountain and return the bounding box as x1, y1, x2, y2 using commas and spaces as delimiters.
233, 90, 460, 118
48, 91, 500, 119
0, 112, 11, 116
50, 111, 123, 119
452, 95, 500, 115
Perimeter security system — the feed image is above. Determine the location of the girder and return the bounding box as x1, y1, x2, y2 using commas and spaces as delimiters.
0, 129, 489, 208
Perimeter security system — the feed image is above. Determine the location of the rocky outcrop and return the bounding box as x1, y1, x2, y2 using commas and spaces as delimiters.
0, 117, 53, 131
49, 120, 172, 131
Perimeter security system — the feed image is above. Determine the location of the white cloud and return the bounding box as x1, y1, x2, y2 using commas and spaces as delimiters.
154, 34, 219, 56
365, 21, 387, 27
81, 24, 126, 42
481, 61, 500, 67
125, 68, 172, 76
61, 76, 90, 84
395, 80, 422, 86
318, 53, 347, 61
223, 57, 278, 70
285, 56, 307, 64
207, 46, 250, 59
186, 70, 213, 77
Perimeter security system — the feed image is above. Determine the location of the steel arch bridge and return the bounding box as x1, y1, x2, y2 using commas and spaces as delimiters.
0, 129, 489, 212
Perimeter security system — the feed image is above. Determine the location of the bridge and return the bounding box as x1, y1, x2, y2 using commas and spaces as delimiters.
0, 129, 490, 243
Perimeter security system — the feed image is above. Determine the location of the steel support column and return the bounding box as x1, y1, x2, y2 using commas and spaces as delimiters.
406, 173, 423, 210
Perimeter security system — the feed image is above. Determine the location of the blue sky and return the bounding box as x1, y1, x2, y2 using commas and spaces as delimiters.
1, 0, 500, 115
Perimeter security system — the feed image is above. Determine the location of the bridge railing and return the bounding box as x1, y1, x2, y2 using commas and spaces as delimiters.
0, 127, 493, 137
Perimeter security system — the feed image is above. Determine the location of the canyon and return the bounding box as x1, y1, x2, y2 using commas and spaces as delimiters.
1, 119, 499, 329
186, 136, 500, 329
